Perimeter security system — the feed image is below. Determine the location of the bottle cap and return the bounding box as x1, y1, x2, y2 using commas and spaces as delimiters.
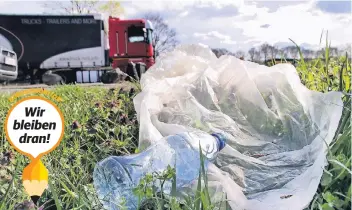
211, 133, 227, 151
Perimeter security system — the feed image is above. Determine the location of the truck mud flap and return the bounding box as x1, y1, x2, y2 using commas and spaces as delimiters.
126, 62, 146, 81
136, 62, 146, 79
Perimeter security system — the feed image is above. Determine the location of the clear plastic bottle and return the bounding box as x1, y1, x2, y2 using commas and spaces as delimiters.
93, 131, 227, 210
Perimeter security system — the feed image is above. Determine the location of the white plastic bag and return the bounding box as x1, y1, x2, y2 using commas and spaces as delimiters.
133, 44, 343, 210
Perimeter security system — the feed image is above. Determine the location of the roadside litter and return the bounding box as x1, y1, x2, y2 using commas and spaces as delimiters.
94, 132, 227, 209
94, 44, 343, 210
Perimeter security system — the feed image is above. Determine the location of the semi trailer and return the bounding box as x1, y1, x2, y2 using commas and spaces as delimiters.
0, 14, 155, 84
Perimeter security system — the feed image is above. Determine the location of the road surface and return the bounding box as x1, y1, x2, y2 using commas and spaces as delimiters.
0, 82, 134, 94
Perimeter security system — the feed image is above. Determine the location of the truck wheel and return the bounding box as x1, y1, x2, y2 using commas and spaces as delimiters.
42, 73, 65, 86
101, 69, 120, 84
1, 80, 8, 85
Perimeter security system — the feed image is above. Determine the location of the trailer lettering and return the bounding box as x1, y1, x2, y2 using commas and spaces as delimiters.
59, 57, 80, 61
58, 56, 99, 61
83, 19, 96, 24
60, 19, 70, 24
44, 18, 96, 24
82, 56, 99, 60
71, 18, 82, 24
21, 19, 42, 25
46, 18, 70, 24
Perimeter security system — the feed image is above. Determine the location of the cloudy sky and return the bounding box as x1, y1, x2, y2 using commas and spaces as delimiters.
0, 0, 351, 53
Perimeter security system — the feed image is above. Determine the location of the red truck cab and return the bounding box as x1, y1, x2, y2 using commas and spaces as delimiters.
108, 17, 155, 71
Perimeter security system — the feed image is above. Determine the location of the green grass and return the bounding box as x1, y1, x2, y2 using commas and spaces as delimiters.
292, 34, 351, 210
0, 85, 140, 210
0, 37, 351, 209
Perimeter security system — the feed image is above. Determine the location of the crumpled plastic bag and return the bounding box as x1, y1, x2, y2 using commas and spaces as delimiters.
133, 44, 343, 210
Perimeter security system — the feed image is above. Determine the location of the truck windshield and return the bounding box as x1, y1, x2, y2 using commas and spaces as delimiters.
128, 25, 145, 43
147, 29, 153, 45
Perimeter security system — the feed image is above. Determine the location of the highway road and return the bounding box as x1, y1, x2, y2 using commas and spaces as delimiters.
0, 82, 134, 94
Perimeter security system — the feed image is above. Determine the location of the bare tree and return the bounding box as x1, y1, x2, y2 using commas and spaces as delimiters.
337, 49, 344, 57
315, 48, 325, 58
268, 45, 278, 59
278, 48, 288, 59
260, 43, 270, 61
301, 49, 315, 59
330, 47, 338, 57
98, 0, 124, 33
309, 50, 315, 59
254, 50, 261, 62
235, 50, 246, 59
143, 13, 178, 58
285, 46, 298, 59
248, 47, 256, 61
339, 44, 351, 57
99, 0, 124, 17
212, 48, 234, 58
282, 47, 290, 58
42, 1, 100, 14
301, 48, 309, 58
42, 0, 124, 33
43, 0, 123, 15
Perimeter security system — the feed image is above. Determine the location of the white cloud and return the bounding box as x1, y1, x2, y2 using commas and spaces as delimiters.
127, 0, 351, 52
179, 11, 189, 17
194, 31, 237, 45
222, 39, 237, 45
231, 1, 352, 48
0, 1, 46, 14
237, 2, 269, 16
0, 0, 350, 53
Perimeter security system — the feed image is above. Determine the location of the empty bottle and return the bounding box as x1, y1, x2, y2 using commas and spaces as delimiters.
93, 131, 227, 210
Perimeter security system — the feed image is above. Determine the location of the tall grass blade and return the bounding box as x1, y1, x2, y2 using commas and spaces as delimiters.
332, 97, 351, 142
171, 160, 177, 197
48, 177, 62, 210
319, 29, 324, 46
339, 54, 347, 91
325, 31, 330, 90
199, 144, 211, 207
345, 185, 352, 207
0, 156, 20, 209
328, 158, 352, 175
195, 170, 202, 210
324, 157, 352, 192
200, 193, 210, 209
289, 38, 307, 71
331, 129, 351, 155
344, 52, 351, 93
310, 194, 320, 210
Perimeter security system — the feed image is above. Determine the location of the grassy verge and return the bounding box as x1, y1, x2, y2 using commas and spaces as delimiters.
291, 34, 351, 210
0, 40, 351, 210
0, 85, 139, 210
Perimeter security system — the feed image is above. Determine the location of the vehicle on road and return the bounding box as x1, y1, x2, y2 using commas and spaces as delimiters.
0, 14, 155, 85
0, 46, 18, 82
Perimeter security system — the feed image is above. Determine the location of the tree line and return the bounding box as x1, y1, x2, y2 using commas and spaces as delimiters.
212, 43, 350, 63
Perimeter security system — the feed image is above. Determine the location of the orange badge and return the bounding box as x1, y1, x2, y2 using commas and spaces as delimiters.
4, 95, 64, 205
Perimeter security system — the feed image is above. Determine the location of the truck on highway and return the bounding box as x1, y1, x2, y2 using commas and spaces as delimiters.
0, 14, 155, 85
0, 46, 18, 82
